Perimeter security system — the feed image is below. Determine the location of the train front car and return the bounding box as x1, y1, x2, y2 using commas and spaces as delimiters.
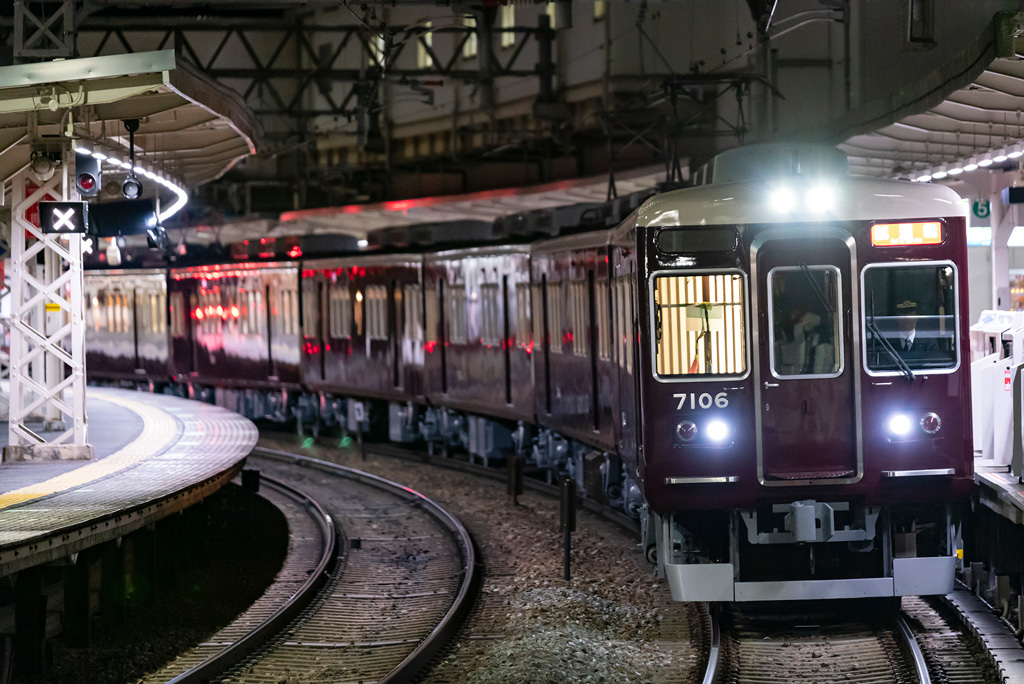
638, 145, 973, 602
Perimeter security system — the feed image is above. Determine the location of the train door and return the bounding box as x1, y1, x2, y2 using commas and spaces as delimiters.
265, 284, 276, 379
502, 274, 511, 405
317, 281, 327, 381
391, 279, 402, 388
753, 232, 860, 484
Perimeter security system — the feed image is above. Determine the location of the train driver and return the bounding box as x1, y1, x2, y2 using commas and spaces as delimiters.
893, 300, 938, 354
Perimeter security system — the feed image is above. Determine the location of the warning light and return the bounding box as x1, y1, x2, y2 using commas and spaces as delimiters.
870, 221, 943, 247
78, 174, 96, 191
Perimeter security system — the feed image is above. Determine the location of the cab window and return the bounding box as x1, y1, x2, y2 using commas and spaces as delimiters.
768, 266, 842, 377
652, 272, 746, 378
863, 263, 957, 373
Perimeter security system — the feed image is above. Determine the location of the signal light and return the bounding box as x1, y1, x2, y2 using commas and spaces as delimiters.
75, 152, 101, 197
122, 174, 143, 200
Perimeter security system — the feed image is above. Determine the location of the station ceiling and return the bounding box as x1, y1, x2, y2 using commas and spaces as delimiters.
0, 50, 258, 195
841, 48, 1024, 181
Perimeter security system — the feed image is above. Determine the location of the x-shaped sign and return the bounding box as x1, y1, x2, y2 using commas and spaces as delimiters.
52, 207, 75, 231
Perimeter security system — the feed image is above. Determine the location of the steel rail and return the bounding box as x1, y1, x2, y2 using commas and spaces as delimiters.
343, 439, 641, 537
251, 446, 480, 684
701, 604, 722, 684
164, 474, 337, 684
895, 612, 932, 684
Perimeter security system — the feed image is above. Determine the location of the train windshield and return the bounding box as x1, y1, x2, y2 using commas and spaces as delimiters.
768, 266, 843, 377
862, 263, 958, 373
652, 272, 746, 377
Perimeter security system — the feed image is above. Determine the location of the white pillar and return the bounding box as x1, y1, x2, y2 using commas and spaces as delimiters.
991, 192, 1012, 310
4, 144, 91, 461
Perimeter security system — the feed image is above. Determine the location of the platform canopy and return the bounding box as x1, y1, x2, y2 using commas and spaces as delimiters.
0, 49, 259, 192
840, 29, 1024, 179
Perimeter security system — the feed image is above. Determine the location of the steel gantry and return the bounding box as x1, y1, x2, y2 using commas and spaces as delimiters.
0, 50, 258, 461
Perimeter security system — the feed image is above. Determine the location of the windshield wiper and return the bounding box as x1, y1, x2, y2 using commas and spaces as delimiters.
867, 292, 914, 382
799, 263, 834, 315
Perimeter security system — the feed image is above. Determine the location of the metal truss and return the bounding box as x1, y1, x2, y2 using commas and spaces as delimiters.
77, 17, 554, 118
7, 153, 90, 458
604, 72, 771, 199
13, 0, 75, 62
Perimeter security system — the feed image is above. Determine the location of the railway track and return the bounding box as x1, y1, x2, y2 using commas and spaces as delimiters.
242, 435, 1006, 684
143, 447, 477, 684
694, 597, 999, 684
267, 434, 698, 682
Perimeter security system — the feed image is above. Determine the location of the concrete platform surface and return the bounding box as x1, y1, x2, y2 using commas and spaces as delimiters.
0, 388, 257, 576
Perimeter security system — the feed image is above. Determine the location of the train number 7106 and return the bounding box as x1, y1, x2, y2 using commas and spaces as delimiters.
673, 392, 729, 410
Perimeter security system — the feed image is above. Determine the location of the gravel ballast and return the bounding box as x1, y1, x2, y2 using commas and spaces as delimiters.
262, 436, 699, 684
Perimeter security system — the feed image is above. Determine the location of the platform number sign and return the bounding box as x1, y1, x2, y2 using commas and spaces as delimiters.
973, 199, 991, 219
38, 201, 88, 234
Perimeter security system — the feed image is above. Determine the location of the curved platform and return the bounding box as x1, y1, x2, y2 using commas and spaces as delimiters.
0, 388, 257, 576
975, 468, 1024, 525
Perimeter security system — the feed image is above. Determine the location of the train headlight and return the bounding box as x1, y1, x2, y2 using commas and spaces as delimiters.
920, 412, 941, 435
805, 185, 835, 213
676, 421, 697, 442
888, 413, 912, 437
706, 420, 729, 442
769, 186, 797, 213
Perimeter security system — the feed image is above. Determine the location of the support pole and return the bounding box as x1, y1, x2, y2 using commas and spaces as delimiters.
5, 143, 92, 462
560, 476, 576, 582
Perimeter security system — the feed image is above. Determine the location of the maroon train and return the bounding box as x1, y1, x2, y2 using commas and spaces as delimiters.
85, 144, 973, 601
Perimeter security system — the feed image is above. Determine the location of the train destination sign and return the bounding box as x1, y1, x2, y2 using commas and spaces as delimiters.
870, 221, 942, 247
38, 201, 89, 234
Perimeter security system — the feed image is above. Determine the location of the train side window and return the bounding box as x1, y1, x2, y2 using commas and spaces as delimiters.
448, 286, 467, 344
651, 272, 747, 378
516, 279, 531, 351
157, 292, 166, 334
768, 266, 842, 378
546, 279, 563, 354
303, 283, 318, 338
481, 282, 500, 346
626, 276, 634, 376
91, 293, 103, 332
862, 262, 958, 373
354, 288, 364, 336
281, 289, 289, 336
329, 287, 351, 338
365, 285, 388, 340
404, 283, 421, 342
531, 282, 543, 353
170, 292, 184, 337
570, 280, 587, 356
597, 277, 611, 361
366, 287, 377, 338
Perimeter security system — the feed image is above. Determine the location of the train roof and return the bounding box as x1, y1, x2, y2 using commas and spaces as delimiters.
637, 177, 966, 228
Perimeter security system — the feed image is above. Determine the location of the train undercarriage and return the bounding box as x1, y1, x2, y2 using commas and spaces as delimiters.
653, 502, 961, 602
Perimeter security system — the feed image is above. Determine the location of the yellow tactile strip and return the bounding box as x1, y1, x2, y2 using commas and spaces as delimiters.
0, 392, 179, 510
0, 388, 257, 575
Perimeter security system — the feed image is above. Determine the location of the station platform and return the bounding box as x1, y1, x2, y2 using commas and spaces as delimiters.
0, 388, 257, 577
976, 466, 1024, 525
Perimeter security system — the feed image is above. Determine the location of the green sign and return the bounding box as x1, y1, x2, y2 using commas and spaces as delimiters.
973, 199, 991, 219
